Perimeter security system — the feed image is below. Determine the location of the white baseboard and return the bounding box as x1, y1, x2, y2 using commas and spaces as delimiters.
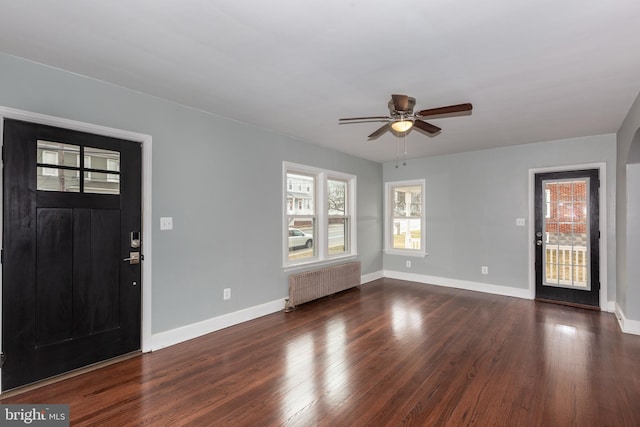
150, 270, 383, 351
605, 300, 616, 313
149, 274, 636, 352
615, 304, 640, 335
361, 270, 384, 284
383, 270, 532, 300
151, 298, 285, 351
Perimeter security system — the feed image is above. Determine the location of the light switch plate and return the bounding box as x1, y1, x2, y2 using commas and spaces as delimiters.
160, 217, 173, 230
516, 218, 526, 227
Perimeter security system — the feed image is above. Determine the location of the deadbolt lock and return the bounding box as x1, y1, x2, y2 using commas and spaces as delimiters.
130, 231, 141, 248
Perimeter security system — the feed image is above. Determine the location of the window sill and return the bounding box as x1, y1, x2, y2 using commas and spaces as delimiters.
384, 249, 428, 258
283, 254, 358, 272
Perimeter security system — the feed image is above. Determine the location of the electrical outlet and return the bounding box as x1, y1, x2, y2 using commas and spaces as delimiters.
481, 266, 488, 275
406, 260, 412, 268
223, 288, 231, 300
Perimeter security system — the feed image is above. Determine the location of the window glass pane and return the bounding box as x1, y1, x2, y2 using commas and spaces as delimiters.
85, 146, 120, 182
37, 140, 80, 167
286, 173, 314, 215
287, 218, 315, 261
107, 159, 120, 182
36, 142, 121, 195
37, 167, 80, 192
393, 185, 422, 217
328, 218, 348, 255
392, 218, 422, 250
328, 179, 347, 215
83, 155, 92, 180
543, 179, 589, 289
387, 181, 424, 253
83, 171, 120, 195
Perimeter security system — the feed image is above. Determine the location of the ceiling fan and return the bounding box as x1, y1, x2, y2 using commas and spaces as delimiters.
339, 94, 473, 140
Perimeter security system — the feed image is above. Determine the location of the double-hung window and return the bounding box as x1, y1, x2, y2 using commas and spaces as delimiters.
284, 162, 356, 268
385, 179, 426, 256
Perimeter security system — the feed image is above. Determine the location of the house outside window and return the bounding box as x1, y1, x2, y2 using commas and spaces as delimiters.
41, 150, 59, 176
107, 158, 120, 183
284, 162, 356, 268
385, 179, 426, 256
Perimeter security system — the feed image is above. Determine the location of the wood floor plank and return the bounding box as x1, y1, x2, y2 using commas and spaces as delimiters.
2, 278, 639, 426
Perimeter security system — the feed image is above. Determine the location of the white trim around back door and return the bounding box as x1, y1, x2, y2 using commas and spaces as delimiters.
0, 106, 153, 364
528, 163, 609, 312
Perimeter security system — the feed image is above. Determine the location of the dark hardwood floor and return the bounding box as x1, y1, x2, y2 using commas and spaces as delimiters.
2, 278, 640, 426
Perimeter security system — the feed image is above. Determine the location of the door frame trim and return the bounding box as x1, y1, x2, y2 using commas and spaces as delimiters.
0, 107, 153, 381
528, 163, 610, 311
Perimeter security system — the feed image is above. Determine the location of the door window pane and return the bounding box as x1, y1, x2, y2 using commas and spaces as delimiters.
37, 167, 80, 192
83, 171, 120, 195
542, 179, 589, 289
41, 151, 59, 176
37, 142, 120, 195
37, 141, 81, 191
37, 141, 80, 167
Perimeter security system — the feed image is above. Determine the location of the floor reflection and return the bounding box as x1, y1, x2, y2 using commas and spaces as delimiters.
391, 301, 423, 339
282, 333, 318, 424
322, 318, 350, 406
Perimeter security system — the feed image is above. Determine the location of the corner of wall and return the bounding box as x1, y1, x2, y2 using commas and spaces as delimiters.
615, 303, 640, 336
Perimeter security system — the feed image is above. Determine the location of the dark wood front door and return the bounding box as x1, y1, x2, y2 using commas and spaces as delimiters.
534, 169, 599, 307
2, 119, 142, 391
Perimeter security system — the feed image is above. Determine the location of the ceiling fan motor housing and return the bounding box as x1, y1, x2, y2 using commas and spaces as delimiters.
389, 97, 416, 116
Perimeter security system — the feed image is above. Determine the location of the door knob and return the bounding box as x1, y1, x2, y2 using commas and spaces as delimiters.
123, 252, 140, 264
536, 240, 543, 246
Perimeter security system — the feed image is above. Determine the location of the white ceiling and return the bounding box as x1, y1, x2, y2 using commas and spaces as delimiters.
1, 0, 639, 163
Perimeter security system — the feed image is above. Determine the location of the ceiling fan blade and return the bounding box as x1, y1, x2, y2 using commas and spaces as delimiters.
368, 123, 391, 139
339, 116, 390, 121
413, 119, 441, 134
416, 103, 473, 117
391, 94, 410, 112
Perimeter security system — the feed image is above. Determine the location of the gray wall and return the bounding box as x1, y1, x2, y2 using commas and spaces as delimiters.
626, 164, 640, 319
0, 53, 383, 334
383, 134, 617, 301
617, 91, 640, 320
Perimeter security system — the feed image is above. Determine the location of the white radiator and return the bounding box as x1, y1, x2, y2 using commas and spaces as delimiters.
285, 261, 361, 311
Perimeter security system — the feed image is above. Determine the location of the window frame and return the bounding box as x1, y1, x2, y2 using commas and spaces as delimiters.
283, 162, 357, 269
384, 179, 426, 257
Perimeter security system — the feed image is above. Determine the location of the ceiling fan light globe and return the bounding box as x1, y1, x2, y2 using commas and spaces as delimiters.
391, 120, 413, 133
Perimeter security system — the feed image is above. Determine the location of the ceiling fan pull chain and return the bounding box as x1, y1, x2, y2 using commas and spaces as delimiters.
403, 134, 407, 166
